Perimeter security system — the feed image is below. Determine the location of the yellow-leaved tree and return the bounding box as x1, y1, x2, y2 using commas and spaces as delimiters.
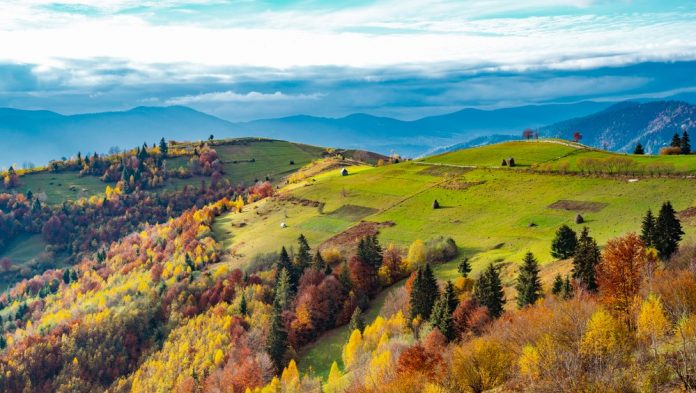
406, 239, 426, 270
323, 361, 347, 393
637, 294, 670, 354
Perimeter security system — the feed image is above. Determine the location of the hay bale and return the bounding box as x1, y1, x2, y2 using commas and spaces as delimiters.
501, 159, 508, 166
432, 200, 440, 209
575, 214, 584, 224
508, 157, 516, 167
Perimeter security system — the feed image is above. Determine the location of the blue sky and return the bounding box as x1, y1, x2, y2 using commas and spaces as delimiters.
0, 0, 695, 120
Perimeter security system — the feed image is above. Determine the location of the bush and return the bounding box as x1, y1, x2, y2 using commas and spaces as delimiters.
660, 146, 683, 155
425, 236, 458, 263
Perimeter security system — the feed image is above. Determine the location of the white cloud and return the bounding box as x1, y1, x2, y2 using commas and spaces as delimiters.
165, 90, 324, 105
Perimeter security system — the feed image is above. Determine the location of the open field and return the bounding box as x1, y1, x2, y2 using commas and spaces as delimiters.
16, 171, 107, 205
209, 140, 696, 376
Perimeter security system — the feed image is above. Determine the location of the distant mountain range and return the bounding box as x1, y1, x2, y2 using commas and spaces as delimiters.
539, 101, 696, 154
1, 99, 695, 167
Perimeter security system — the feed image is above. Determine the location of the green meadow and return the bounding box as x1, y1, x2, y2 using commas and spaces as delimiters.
209, 140, 696, 376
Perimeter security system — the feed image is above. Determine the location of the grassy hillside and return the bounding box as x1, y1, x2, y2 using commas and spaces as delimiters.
210, 139, 696, 376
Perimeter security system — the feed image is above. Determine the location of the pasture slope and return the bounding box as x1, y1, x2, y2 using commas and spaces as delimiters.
212, 139, 696, 378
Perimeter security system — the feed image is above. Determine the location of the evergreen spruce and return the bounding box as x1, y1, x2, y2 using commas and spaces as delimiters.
430, 289, 456, 341
63, 269, 71, 284
458, 257, 471, 278
641, 209, 656, 247
349, 307, 365, 333
572, 227, 601, 292
278, 247, 297, 291
515, 252, 543, 309
634, 143, 645, 155
312, 250, 326, 271
267, 300, 288, 371
159, 137, 169, 158
551, 225, 578, 259
671, 132, 682, 148
681, 131, 691, 154
239, 293, 248, 316
409, 264, 440, 320
357, 235, 383, 269
473, 263, 506, 318
654, 201, 684, 260
274, 268, 292, 310
444, 280, 459, 313
296, 234, 312, 274
551, 274, 563, 296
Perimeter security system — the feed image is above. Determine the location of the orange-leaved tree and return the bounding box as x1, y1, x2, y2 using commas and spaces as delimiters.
596, 233, 647, 328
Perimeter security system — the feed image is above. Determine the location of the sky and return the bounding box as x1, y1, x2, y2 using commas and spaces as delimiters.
0, 0, 695, 121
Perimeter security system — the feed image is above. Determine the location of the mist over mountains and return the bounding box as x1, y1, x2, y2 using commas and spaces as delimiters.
1, 98, 695, 168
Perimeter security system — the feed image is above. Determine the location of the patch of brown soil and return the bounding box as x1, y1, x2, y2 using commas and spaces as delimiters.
679, 207, 696, 225
439, 180, 484, 191
319, 221, 395, 255
548, 200, 608, 212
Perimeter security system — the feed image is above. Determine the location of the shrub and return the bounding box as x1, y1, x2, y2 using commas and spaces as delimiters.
660, 146, 683, 155
425, 236, 458, 263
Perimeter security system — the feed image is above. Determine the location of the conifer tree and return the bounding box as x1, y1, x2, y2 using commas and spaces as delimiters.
515, 252, 543, 309
274, 268, 292, 310
551, 274, 563, 296
63, 269, 71, 284
239, 293, 248, 316
267, 300, 288, 371
654, 201, 684, 260
458, 257, 471, 278
312, 250, 325, 271
278, 247, 296, 291
357, 235, 383, 269
349, 307, 365, 333
681, 131, 691, 154
430, 290, 456, 341
409, 264, 439, 320
473, 263, 506, 318
296, 234, 312, 274
671, 132, 682, 148
572, 227, 601, 292
159, 137, 169, 158
551, 225, 578, 259
444, 280, 459, 313
634, 143, 645, 155
641, 209, 656, 247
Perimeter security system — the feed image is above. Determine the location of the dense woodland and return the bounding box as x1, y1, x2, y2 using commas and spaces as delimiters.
0, 137, 695, 392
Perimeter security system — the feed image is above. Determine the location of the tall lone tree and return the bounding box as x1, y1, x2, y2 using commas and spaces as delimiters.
277, 246, 297, 292
515, 252, 543, 309
473, 263, 506, 318
653, 201, 684, 260
671, 132, 682, 148
640, 209, 656, 247
409, 264, 440, 320
681, 131, 691, 154
572, 227, 601, 292
551, 225, 578, 259
458, 257, 471, 278
634, 143, 645, 155
159, 137, 168, 158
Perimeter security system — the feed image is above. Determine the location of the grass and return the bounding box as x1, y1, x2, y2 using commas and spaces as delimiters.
0, 234, 70, 291
421, 140, 581, 167
16, 172, 107, 205
209, 140, 696, 377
